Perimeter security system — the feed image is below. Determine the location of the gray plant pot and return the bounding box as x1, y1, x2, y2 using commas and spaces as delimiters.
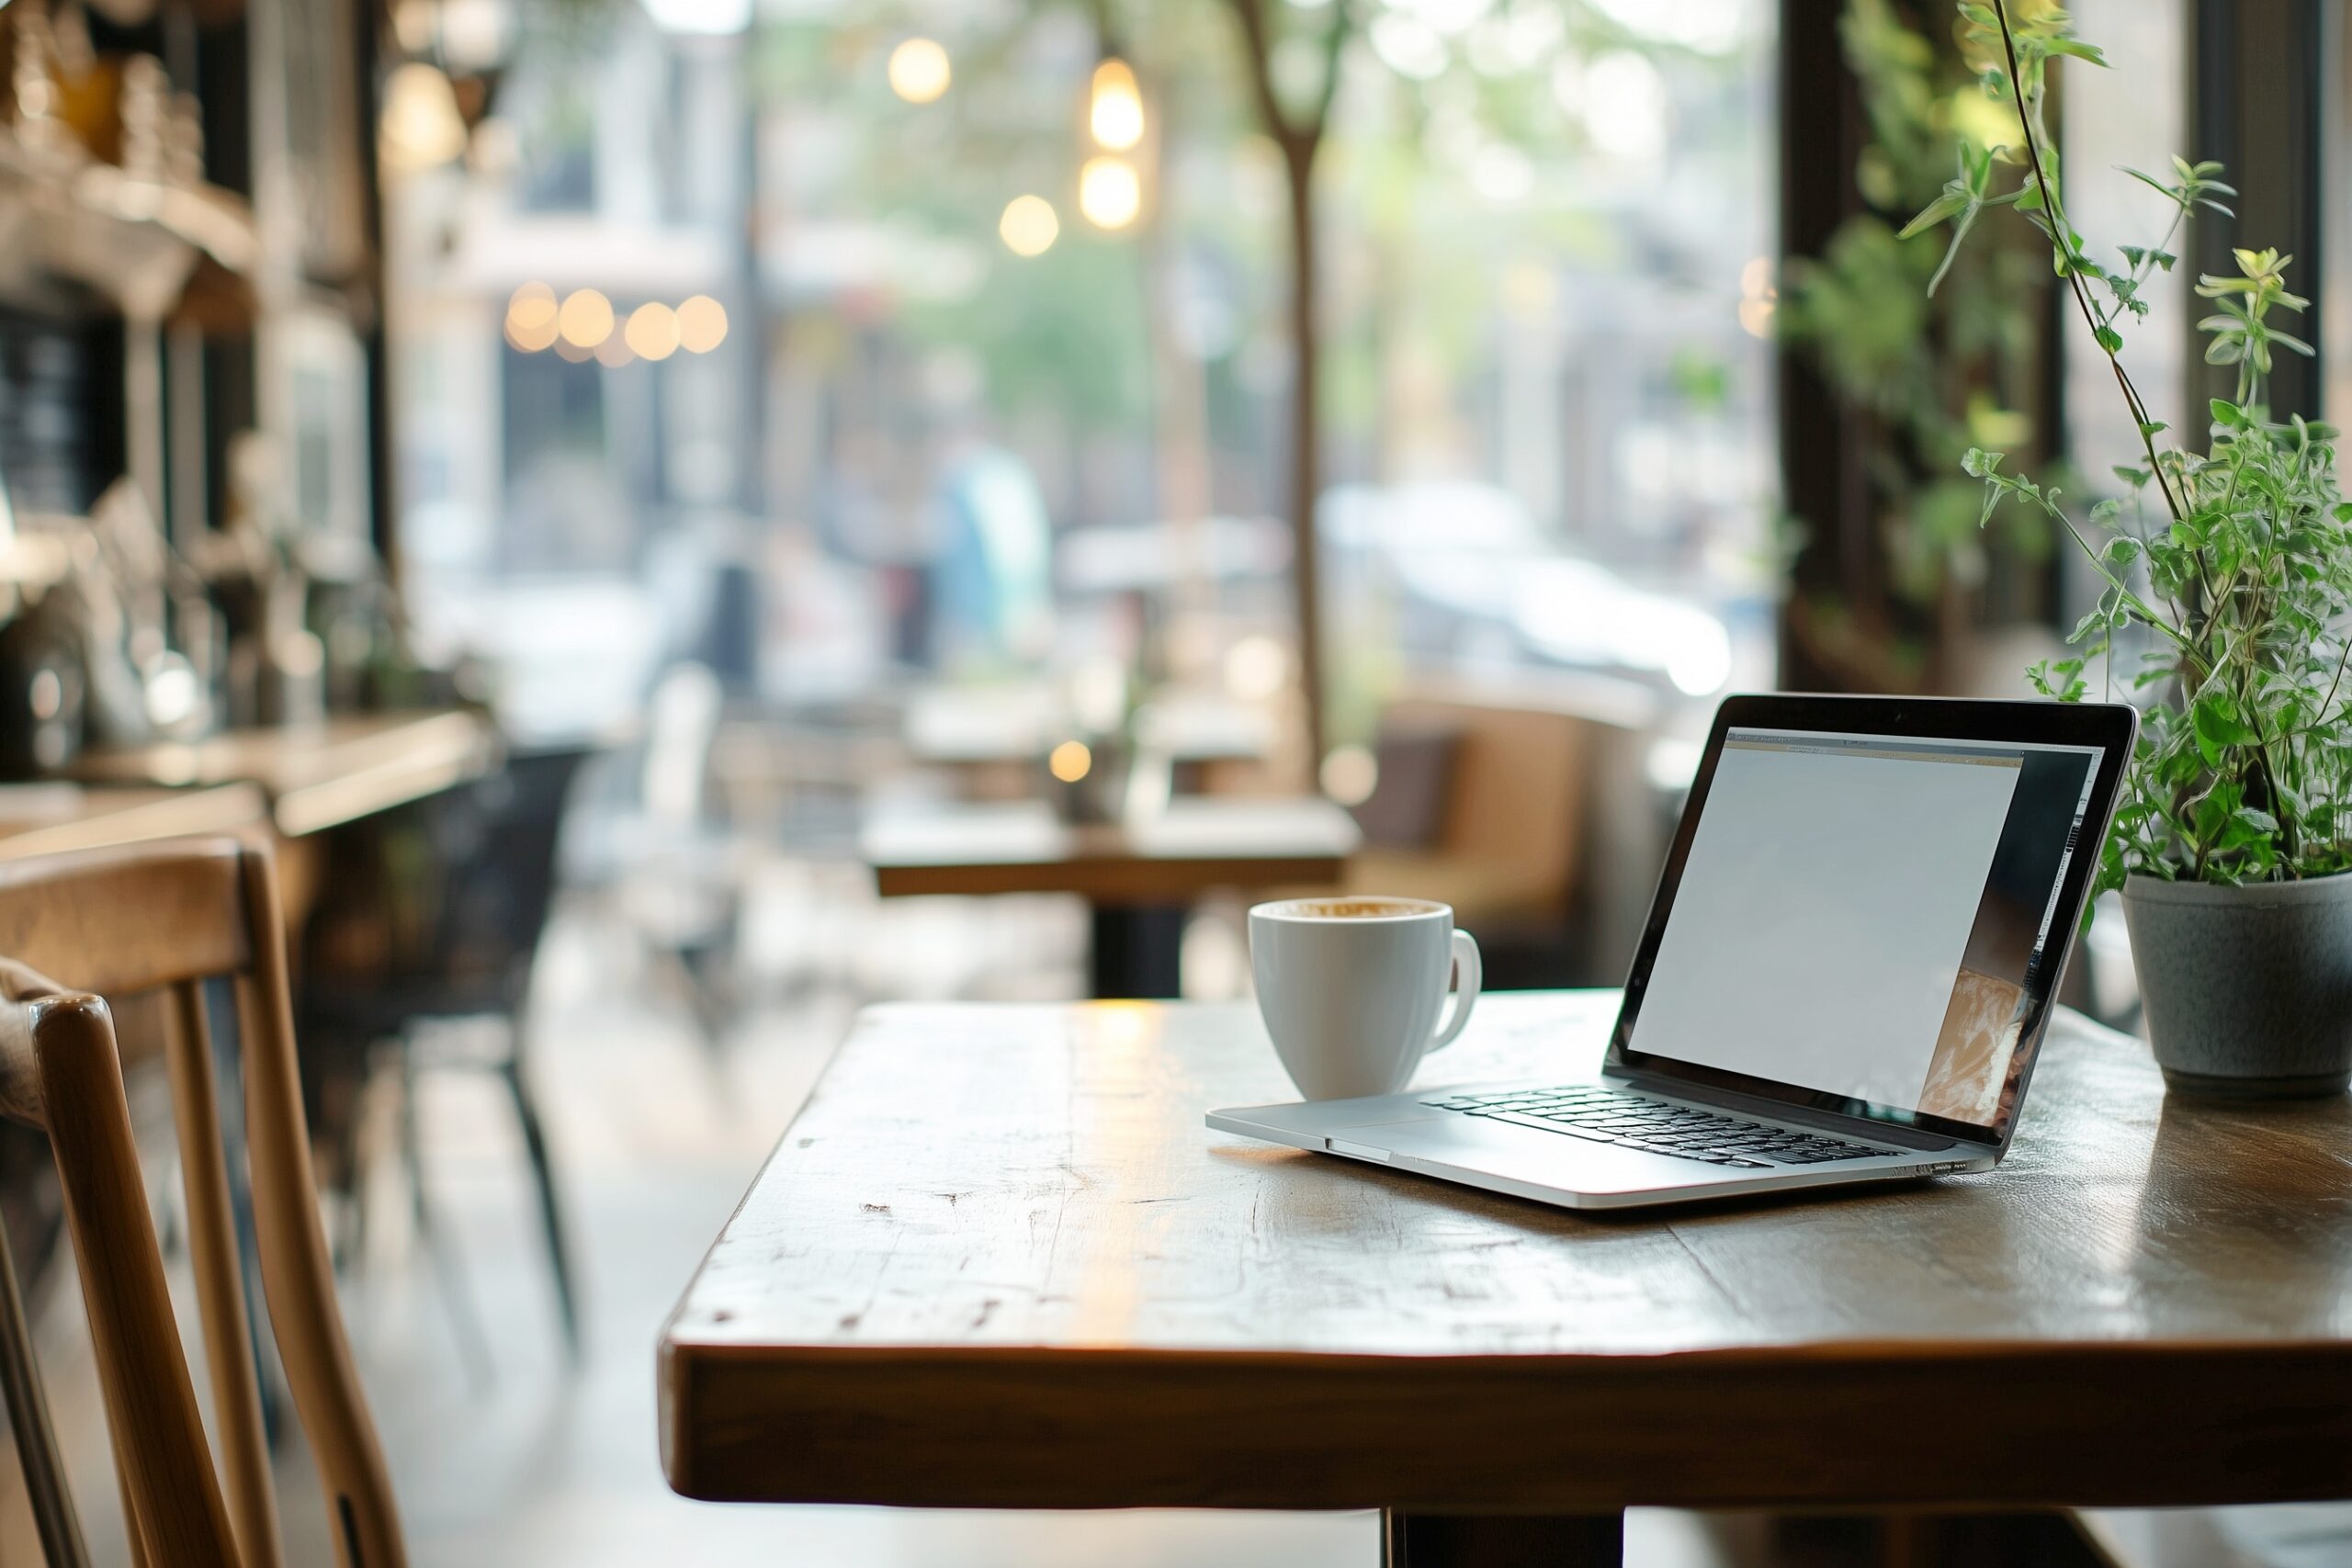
2121, 871, 2352, 1099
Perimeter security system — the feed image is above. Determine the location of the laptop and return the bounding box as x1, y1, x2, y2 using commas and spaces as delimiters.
1208, 694, 2138, 1210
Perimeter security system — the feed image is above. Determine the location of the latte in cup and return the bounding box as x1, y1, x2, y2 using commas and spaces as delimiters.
1249, 897, 1482, 1101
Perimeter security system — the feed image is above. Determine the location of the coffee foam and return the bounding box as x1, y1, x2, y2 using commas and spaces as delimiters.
1284, 898, 1430, 919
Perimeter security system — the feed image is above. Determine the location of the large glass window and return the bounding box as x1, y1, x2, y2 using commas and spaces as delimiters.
385, 0, 1779, 736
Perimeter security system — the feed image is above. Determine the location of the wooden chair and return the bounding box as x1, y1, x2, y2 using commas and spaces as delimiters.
1340, 680, 1600, 930
0, 836, 405, 1568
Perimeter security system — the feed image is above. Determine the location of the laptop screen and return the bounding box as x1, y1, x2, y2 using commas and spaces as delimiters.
1613, 725, 2104, 1141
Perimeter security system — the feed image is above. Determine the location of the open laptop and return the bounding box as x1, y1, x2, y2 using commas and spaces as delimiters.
1208, 694, 2138, 1210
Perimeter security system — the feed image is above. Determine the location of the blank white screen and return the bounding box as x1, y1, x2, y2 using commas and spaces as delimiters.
1628, 739, 2018, 1110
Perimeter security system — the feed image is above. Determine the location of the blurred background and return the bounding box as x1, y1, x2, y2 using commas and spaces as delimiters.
0, 0, 2324, 1561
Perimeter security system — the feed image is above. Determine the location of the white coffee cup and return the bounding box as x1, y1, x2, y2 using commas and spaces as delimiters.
1249, 897, 1482, 1101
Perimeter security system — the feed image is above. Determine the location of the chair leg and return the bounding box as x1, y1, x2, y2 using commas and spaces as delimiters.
648, 947, 734, 1113
499, 1057, 582, 1362
666, 945, 732, 1056
398, 1054, 495, 1390
1383, 1511, 1623, 1567
331, 1092, 368, 1276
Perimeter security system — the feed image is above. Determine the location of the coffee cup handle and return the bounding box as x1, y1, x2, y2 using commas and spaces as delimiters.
1426, 930, 1482, 1054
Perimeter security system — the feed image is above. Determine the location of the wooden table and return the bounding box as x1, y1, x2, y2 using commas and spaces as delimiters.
661, 991, 2352, 1566
67, 710, 497, 837
861, 796, 1359, 997
66, 710, 501, 930
0, 783, 266, 862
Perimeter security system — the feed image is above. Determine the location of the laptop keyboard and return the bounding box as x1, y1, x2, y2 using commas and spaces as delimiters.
1419, 1085, 1901, 1168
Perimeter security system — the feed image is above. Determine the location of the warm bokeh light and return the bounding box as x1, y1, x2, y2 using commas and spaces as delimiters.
504, 312, 558, 353
379, 62, 469, 170
552, 336, 594, 363
677, 295, 729, 353
594, 332, 636, 367
1089, 59, 1145, 151
1048, 739, 1093, 784
625, 302, 682, 360
505, 281, 559, 351
1319, 744, 1380, 807
888, 37, 951, 104
557, 288, 614, 348
391, 0, 435, 54
507, 281, 557, 331
998, 195, 1059, 258
1078, 155, 1141, 231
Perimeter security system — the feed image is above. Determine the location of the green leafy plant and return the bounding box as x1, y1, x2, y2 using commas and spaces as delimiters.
1907, 0, 2351, 890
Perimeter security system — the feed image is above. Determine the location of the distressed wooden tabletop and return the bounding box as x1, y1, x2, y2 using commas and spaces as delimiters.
661, 991, 2352, 1513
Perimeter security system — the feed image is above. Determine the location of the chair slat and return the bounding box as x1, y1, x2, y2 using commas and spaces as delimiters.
166, 978, 287, 1568
236, 850, 408, 1568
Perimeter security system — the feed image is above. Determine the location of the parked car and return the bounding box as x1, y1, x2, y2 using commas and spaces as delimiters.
1319, 480, 1735, 697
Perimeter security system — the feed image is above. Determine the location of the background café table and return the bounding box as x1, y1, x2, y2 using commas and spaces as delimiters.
67, 709, 497, 837
902, 681, 1276, 770
65, 708, 500, 932
661, 991, 2352, 1566
0, 782, 266, 862
859, 795, 1358, 997
902, 680, 1283, 805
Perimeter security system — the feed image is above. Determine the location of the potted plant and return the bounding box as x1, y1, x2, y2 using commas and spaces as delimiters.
1906, 0, 2352, 1097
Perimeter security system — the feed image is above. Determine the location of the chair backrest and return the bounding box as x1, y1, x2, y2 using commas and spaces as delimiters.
419, 746, 594, 998
310, 745, 594, 1010
642, 661, 722, 830
0, 836, 405, 1568
1375, 683, 1596, 919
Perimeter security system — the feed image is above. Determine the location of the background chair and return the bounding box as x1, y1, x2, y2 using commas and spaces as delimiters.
564, 662, 743, 1053
0, 836, 406, 1568
1339, 678, 1600, 987
300, 745, 595, 1365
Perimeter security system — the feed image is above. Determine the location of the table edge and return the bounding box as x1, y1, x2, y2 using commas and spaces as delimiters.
873, 852, 1348, 901
659, 1335, 2352, 1510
